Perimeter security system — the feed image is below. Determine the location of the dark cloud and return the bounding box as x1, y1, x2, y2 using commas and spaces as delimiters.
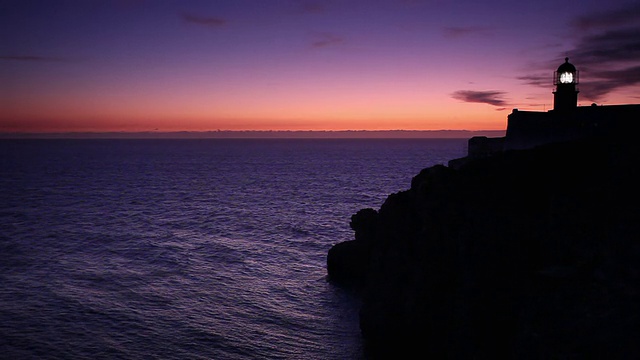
299, 1, 327, 14
579, 65, 640, 100
182, 14, 226, 27
398, 0, 430, 7
569, 12, 640, 101
0, 55, 64, 62
451, 90, 507, 107
571, 28, 640, 65
311, 33, 345, 48
572, 3, 640, 31
517, 74, 550, 88
443, 26, 492, 38
518, 3, 640, 102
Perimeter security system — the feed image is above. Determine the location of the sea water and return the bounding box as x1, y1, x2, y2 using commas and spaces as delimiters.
0, 138, 466, 359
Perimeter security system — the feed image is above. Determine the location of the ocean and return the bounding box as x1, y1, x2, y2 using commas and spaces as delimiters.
0, 138, 466, 359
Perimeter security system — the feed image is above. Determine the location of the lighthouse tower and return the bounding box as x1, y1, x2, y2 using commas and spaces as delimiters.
553, 58, 579, 112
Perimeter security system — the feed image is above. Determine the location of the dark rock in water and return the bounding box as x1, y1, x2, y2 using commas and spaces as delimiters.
326, 240, 367, 287
328, 133, 640, 358
326, 208, 378, 287
350, 208, 378, 243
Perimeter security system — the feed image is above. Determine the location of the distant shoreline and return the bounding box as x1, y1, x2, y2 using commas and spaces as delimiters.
0, 130, 505, 139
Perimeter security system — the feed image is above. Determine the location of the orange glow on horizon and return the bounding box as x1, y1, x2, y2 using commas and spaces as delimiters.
2, 2, 639, 134
0, 115, 507, 133
0, 103, 508, 132
1, 86, 510, 132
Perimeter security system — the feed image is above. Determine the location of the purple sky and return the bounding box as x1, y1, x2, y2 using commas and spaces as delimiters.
2, 0, 639, 132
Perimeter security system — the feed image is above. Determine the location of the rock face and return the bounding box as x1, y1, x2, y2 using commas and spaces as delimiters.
327, 133, 640, 358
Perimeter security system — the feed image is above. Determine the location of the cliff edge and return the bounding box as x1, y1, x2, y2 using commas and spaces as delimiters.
327, 132, 640, 358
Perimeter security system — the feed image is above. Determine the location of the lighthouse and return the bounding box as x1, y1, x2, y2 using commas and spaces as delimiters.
553, 58, 579, 112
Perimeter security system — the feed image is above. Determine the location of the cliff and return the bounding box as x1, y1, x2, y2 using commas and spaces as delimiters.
327, 132, 640, 358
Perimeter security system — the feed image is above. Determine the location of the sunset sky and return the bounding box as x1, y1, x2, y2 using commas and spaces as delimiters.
2, 0, 639, 132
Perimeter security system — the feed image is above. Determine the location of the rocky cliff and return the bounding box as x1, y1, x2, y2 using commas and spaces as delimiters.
327, 132, 640, 358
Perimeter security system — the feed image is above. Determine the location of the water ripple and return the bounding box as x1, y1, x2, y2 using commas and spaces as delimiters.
0, 139, 466, 359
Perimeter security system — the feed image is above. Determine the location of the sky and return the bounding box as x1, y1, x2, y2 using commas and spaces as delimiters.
1, 0, 639, 132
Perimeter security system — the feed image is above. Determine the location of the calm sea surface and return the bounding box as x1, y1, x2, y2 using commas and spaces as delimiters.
0, 139, 466, 359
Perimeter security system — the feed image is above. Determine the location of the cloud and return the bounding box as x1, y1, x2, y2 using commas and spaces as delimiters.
298, 1, 327, 14
571, 28, 640, 66
182, 13, 226, 27
517, 73, 551, 88
579, 65, 640, 100
0, 55, 64, 62
311, 32, 345, 48
572, 3, 640, 31
451, 90, 507, 107
443, 26, 493, 38
567, 3, 640, 101
570, 31, 640, 102
517, 3, 640, 102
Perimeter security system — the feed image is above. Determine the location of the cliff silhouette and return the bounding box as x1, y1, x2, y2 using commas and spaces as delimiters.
327, 129, 640, 358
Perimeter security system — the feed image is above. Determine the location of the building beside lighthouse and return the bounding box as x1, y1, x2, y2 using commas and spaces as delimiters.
456, 58, 640, 163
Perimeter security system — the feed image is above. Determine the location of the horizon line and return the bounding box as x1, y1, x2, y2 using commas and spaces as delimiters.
0, 129, 506, 139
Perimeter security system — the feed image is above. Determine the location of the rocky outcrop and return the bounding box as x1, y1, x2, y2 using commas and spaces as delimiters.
326, 208, 378, 287
327, 133, 640, 358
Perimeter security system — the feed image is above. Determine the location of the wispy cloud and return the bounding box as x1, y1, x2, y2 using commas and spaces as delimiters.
580, 65, 640, 100
451, 90, 507, 107
0, 55, 65, 62
570, 28, 640, 66
516, 3, 640, 102
182, 13, 226, 28
310, 32, 345, 48
571, 17, 640, 101
572, 3, 640, 31
517, 74, 550, 88
443, 26, 493, 38
298, 1, 327, 14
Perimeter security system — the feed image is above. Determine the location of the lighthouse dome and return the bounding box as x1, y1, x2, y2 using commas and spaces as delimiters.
557, 57, 576, 73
